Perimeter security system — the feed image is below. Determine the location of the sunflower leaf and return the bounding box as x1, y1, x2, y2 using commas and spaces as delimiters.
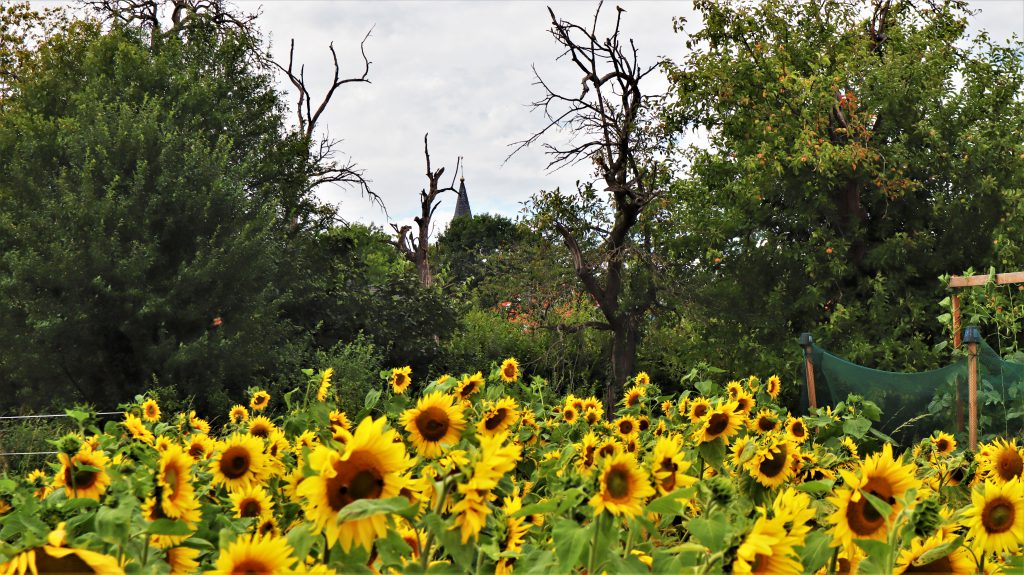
512, 499, 559, 518
795, 480, 835, 494
913, 535, 962, 566
645, 486, 695, 515
797, 530, 833, 573
145, 519, 192, 536
335, 497, 418, 524
860, 490, 894, 524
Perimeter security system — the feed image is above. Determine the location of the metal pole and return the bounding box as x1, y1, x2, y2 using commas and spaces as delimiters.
800, 333, 817, 409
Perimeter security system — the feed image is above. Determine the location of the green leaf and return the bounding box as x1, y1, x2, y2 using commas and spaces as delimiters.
796, 480, 835, 494
512, 499, 559, 518
686, 516, 728, 552
797, 530, 833, 573
853, 538, 890, 560
94, 506, 131, 544
424, 513, 474, 571
285, 523, 317, 565
645, 487, 695, 516
552, 518, 591, 573
843, 417, 872, 439
698, 439, 725, 469
695, 381, 717, 396
335, 497, 417, 524
913, 535, 962, 566
146, 519, 193, 536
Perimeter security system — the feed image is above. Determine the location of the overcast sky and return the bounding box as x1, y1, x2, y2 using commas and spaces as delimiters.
34, 1, 1024, 233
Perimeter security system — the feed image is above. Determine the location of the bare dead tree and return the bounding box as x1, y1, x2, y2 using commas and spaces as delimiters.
274, 32, 382, 214
510, 3, 669, 413
84, 0, 258, 38
391, 134, 461, 287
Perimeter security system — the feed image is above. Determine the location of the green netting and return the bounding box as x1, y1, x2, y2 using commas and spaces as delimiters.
801, 341, 1024, 445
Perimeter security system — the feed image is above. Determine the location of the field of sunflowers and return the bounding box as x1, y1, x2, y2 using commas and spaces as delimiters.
1, 359, 1023, 574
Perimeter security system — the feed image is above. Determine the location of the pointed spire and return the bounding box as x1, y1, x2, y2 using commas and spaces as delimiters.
454, 176, 472, 219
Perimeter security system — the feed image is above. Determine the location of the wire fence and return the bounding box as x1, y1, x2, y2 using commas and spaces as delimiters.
0, 410, 122, 461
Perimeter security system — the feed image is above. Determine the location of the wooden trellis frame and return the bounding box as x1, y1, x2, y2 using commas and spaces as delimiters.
947, 271, 1024, 449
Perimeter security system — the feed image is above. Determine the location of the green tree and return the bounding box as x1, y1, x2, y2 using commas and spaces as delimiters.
664, 0, 1024, 382
0, 19, 309, 412
435, 212, 523, 288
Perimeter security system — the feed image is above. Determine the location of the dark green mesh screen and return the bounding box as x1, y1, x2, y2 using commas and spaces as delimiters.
801, 341, 1024, 445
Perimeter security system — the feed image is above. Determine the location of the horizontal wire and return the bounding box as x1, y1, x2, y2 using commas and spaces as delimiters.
0, 451, 58, 456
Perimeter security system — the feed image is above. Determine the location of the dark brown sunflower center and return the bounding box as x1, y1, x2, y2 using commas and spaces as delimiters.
627, 394, 640, 406
982, 498, 1015, 533
606, 466, 631, 499
618, 421, 634, 435
847, 478, 895, 536
249, 424, 270, 439
240, 499, 262, 518
484, 409, 509, 431
34, 550, 97, 574
997, 451, 1024, 481
188, 444, 205, 458
936, 439, 950, 452
66, 459, 99, 491
503, 365, 516, 379
737, 398, 753, 412
949, 467, 965, 484
586, 411, 599, 424
758, 417, 776, 432
415, 407, 450, 442
692, 404, 709, 419
758, 446, 787, 478
395, 375, 408, 387
146, 406, 158, 418
326, 455, 385, 511
706, 413, 730, 436
599, 444, 616, 457
583, 446, 596, 467
459, 382, 478, 398
572, 402, 584, 412
564, 408, 577, 421
220, 447, 251, 479
638, 418, 650, 432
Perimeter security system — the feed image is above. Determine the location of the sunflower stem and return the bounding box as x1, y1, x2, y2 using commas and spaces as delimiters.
623, 519, 635, 556
140, 535, 149, 567
827, 547, 838, 574
420, 478, 452, 571
587, 512, 604, 575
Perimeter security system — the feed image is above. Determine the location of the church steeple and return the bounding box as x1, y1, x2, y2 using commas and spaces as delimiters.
454, 177, 472, 219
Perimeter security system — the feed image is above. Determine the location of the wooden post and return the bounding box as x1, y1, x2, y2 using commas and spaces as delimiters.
800, 333, 817, 409
951, 294, 961, 349
964, 326, 981, 450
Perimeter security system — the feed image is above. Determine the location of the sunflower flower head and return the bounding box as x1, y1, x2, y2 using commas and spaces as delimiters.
390, 366, 413, 394
499, 358, 520, 383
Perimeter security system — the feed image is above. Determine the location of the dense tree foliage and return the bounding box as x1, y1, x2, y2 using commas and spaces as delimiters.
661, 0, 1024, 382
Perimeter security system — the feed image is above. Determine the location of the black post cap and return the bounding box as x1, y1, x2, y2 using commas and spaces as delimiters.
799, 333, 813, 346
963, 326, 981, 344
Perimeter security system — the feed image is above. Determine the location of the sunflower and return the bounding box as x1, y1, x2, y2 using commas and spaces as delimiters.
499, 358, 520, 383
123, 413, 154, 444
661, 399, 674, 416
187, 410, 211, 434
598, 438, 619, 459
229, 404, 249, 424
676, 397, 690, 419
456, 372, 485, 400
250, 390, 271, 411
623, 385, 646, 408
747, 438, 795, 489
317, 367, 334, 402
734, 390, 756, 415
477, 397, 519, 436
978, 439, 1024, 484
185, 434, 214, 460
54, 445, 110, 501
613, 415, 639, 438
963, 478, 1024, 555
731, 436, 758, 468
688, 397, 712, 423
634, 372, 651, 386
784, 417, 809, 444
930, 432, 956, 457
501, 495, 530, 553
750, 409, 780, 434
142, 495, 195, 549
894, 532, 974, 574
297, 416, 411, 551
732, 515, 802, 574
256, 516, 280, 537
164, 546, 201, 575
765, 375, 781, 399
827, 443, 921, 552
209, 533, 295, 575
154, 436, 173, 452
328, 410, 351, 431
0, 540, 124, 575
26, 469, 51, 500
142, 399, 161, 422
562, 405, 579, 424
584, 405, 604, 425
638, 415, 651, 433
158, 444, 198, 519
452, 489, 491, 544
230, 484, 275, 520
772, 488, 815, 540
575, 432, 601, 476
692, 401, 743, 444
210, 433, 269, 492
840, 436, 858, 458
589, 452, 656, 518
247, 416, 276, 440
746, 375, 761, 393
391, 366, 413, 394
726, 380, 743, 399
400, 391, 466, 458
649, 435, 697, 495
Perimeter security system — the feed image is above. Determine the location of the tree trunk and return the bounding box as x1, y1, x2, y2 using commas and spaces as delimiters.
605, 319, 639, 415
